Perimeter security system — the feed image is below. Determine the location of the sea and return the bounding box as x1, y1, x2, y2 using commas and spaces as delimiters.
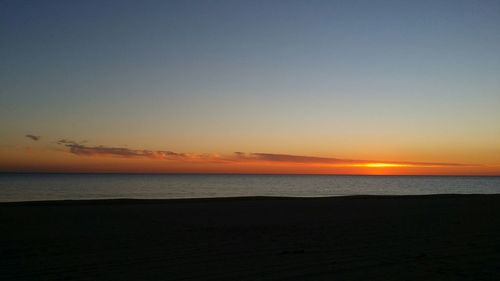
1, 173, 500, 202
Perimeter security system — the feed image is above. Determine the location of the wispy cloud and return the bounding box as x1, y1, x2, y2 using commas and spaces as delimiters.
234, 152, 357, 164
56, 139, 216, 161
54, 139, 474, 167
232, 152, 473, 167
25, 134, 41, 141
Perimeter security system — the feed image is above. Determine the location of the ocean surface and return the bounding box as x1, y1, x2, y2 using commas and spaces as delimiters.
1, 173, 500, 202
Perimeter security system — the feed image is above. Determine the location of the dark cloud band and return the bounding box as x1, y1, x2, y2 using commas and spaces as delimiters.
57, 140, 190, 160
54, 138, 474, 167
233, 152, 472, 167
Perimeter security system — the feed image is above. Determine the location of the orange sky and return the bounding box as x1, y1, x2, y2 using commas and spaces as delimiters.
1, 137, 498, 175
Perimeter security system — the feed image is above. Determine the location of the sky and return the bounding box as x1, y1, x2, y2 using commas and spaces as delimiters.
1, 0, 500, 175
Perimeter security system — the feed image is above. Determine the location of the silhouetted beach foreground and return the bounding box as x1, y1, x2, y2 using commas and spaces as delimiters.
2, 195, 500, 280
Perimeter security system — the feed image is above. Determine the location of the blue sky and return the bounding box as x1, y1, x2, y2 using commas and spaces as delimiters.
1, 0, 500, 173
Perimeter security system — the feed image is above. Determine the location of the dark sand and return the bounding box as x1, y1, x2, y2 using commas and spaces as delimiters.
2, 195, 500, 280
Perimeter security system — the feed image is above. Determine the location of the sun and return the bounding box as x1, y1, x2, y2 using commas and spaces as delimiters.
356, 163, 410, 168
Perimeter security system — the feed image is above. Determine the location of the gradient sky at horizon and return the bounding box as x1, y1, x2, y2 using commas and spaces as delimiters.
1, 0, 500, 174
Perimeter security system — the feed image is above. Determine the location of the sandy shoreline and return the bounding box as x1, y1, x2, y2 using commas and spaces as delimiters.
2, 195, 500, 280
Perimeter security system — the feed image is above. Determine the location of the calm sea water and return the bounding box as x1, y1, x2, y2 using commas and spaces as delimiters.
0, 174, 500, 202
1, 173, 499, 202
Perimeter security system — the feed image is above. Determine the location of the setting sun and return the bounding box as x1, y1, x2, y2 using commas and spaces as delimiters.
355, 163, 411, 168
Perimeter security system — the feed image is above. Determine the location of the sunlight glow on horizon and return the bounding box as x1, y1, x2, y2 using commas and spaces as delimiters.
1, 143, 497, 175
353, 163, 411, 168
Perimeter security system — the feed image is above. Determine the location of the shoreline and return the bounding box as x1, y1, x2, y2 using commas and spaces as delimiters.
2, 194, 500, 280
3, 193, 500, 205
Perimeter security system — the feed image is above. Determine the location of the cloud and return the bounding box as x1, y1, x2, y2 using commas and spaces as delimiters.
232, 152, 472, 167
56, 139, 211, 161
25, 134, 41, 141
54, 138, 473, 167
234, 152, 355, 164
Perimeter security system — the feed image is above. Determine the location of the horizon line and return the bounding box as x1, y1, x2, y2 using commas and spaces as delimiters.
1, 171, 499, 177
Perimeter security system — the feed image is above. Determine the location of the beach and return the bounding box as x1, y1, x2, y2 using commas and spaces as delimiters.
2, 195, 500, 280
